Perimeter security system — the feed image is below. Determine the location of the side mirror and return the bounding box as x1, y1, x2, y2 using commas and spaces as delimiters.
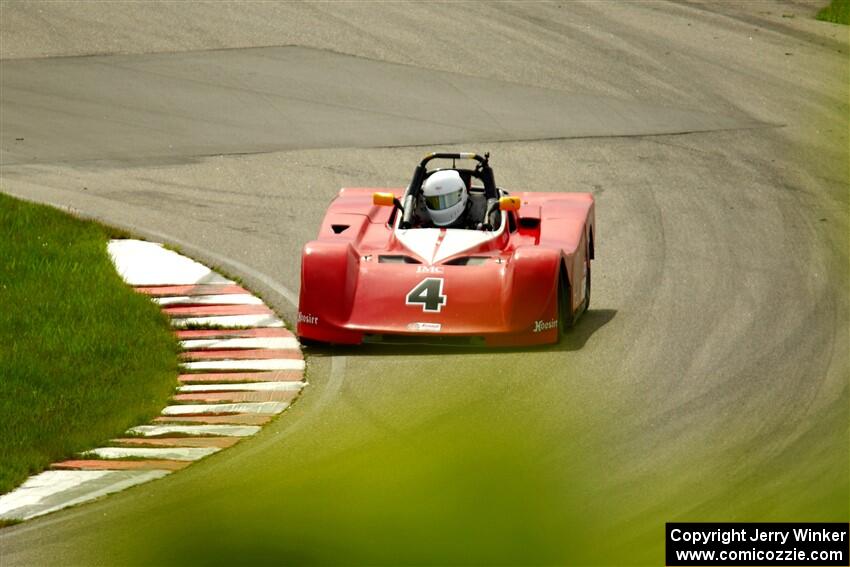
373, 192, 396, 207
499, 196, 521, 211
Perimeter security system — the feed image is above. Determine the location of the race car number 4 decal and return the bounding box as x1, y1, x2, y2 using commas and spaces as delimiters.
406, 278, 446, 313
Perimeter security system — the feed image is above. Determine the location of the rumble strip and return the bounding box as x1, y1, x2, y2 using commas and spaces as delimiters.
0, 240, 305, 522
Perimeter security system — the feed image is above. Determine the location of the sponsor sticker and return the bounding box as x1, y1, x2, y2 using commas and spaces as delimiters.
407, 322, 442, 332
533, 319, 558, 333
298, 312, 319, 325
416, 265, 444, 274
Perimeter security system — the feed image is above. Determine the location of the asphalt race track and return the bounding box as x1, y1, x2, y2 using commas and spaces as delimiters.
0, 2, 847, 564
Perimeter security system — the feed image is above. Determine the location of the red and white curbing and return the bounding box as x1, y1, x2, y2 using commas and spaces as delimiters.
0, 240, 305, 522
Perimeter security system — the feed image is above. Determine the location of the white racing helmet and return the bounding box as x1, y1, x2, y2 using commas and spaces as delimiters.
422, 170, 468, 227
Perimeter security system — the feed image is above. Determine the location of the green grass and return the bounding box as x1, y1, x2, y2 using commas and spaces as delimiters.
816, 0, 850, 24
124, 403, 847, 566
0, 193, 179, 495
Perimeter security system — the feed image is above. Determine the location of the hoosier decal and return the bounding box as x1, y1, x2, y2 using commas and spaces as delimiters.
533, 319, 558, 333
298, 312, 319, 325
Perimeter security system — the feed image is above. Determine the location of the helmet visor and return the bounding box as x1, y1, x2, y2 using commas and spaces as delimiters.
425, 189, 463, 211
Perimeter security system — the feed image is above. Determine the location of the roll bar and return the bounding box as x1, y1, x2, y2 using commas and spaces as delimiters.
417, 152, 489, 167
400, 152, 497, 229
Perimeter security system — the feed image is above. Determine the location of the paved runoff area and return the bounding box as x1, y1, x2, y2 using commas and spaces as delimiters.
0, 240, 305, 522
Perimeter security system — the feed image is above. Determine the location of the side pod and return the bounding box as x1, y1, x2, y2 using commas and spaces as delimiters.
297, 241, 362, 343
505, 246, 561, 331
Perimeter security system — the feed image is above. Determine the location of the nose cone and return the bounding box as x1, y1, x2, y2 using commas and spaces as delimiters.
348, 262, 508, 335
395, 228, 504, 264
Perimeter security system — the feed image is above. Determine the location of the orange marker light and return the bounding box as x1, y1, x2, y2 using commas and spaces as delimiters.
373, 192, 396, 207
499, 196, 521, 211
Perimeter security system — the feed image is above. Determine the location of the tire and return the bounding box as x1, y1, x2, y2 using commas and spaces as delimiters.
558, 267, 576, 339
583, 251, 591, 313
558, 252, 591, 340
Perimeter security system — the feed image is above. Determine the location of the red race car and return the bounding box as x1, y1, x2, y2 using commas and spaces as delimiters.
297, 152, 595, 346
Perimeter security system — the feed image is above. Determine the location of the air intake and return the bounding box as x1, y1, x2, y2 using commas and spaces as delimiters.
378, 255, 421, 264
444, 256, 490, 266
